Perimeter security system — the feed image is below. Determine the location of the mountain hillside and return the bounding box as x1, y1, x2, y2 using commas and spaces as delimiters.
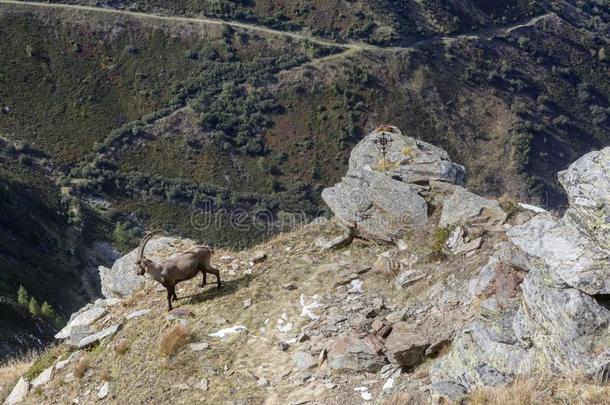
0, 145, 117, 361
1, 130, 608, 405
0, 0, 608, 250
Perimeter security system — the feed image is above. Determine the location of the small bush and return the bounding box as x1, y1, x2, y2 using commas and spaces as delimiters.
429, 225, 454, 260
159, 324, 191, 357
498, 195, 521, 218
73, 357, 90, 379
24, 350, 57, 380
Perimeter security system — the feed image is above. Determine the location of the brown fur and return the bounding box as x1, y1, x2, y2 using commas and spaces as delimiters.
135, 232, 221, 310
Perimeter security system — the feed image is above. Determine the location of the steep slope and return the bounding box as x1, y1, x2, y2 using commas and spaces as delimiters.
0, 147, 117, 361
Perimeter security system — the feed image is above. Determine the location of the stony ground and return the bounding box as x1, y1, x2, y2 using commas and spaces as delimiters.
0, 211, 505, 404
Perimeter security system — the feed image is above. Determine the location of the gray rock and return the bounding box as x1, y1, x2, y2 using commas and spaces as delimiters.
97, 382, 109, 400
373, 250, 398, 273
55, 306, 107, 340
189, 342, 209, 352
31, 366, 53, 388
326, 333, 385, 373
4, 377, 29, 405
292, 351, 317, 370
100, 237, 194, 298
348, 126, 465, 185
195, 379, 209, 392
73, 324, 121, 349
322, 168, 428, 243
385, 322, 429, 368
126, 309, 150, 320
427, 381, 468, 402
508, 213, 610, 295
394, 270, 425, 289
315, 231, 353, 251
558, 147, 610, 249
440, 186, 507, 227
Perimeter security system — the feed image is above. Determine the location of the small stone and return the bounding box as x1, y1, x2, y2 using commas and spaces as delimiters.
257, 377, 270, 387
126, 309, 150, 320
278, 341, 290, 351
318, 348, 327, 366
189, 342, 210, 352
251, 251, 267, 264
397, 240, 408, 251
371, 319, 384, 333
97, 382, 109, 399
292, 351, 317, 370
173, 383, 190, 390
373, 250, 398, 273
243, 298, 252, 308
324, 382, 336, 389
166, 308, 195, 321
394, 270, 426, 289
282, 283, 297, 291
195, 379, 209, 392
386, 310, 406, 323
297, 332, 310, 343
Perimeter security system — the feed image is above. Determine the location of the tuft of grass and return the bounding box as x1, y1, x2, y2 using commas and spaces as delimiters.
470, 373, 610, 404
100, 368, 113, 382
23, 348, 59, 380
114, 338, 130, 355
73, 357, 90, 379
0, 352, 36, 400
428, 225, 455, 260
374, 158, 400, 172
498, 195, 521, 218
159, 324, 191, 357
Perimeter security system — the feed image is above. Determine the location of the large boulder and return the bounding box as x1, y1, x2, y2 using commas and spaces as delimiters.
322, 169, 427, 243
558, 147, 610, 249
99, 237, 195, 298
322, 126, 465, 243
508, 214, 610, 295
348, 126, 465, 185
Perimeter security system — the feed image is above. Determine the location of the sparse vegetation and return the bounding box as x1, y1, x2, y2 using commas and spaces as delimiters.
159, 324, 191, 357
429, 225, 455, 260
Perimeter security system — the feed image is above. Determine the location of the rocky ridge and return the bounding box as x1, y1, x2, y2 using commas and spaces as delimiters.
3, 128, 609, 404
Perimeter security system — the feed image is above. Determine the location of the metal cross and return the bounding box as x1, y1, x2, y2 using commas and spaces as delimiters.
373, 131, 394, 174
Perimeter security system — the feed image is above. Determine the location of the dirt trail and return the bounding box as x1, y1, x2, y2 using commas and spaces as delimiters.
0, 0, 554, 57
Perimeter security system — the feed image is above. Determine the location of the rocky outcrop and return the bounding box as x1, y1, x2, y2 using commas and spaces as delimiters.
558, 147, 610, 249
322, 126, 465, 243
99, 237, 195, 298
431, 147, 610, 391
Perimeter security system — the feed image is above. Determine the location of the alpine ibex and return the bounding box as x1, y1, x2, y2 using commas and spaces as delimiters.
135, 231, 222, 311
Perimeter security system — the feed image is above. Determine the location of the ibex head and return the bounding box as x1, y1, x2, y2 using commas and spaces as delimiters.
136, 230, 159, 276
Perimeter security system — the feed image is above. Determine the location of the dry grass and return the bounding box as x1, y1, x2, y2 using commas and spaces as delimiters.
100, 368, 113, 382
0, 353, 36, 400
73, 357, 90, 379
159, 324, 191, 357
470, 374, 610, 405
114, 338, 130, 355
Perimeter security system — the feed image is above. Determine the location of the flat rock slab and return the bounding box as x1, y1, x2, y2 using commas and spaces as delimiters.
166, 308, 195, 321
55, 306, 107, 340
126, 309, 151, 320
5, 377, 29, 405
31, 365, 54, 388
73, 324, 121, 349
189, 342, 210, 351
292, 351, 317, 370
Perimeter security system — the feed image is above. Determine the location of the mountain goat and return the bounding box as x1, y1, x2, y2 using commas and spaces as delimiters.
135, 231, 221, 310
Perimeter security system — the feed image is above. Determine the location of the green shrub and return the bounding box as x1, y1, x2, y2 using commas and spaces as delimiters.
429, 225, 455, 260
